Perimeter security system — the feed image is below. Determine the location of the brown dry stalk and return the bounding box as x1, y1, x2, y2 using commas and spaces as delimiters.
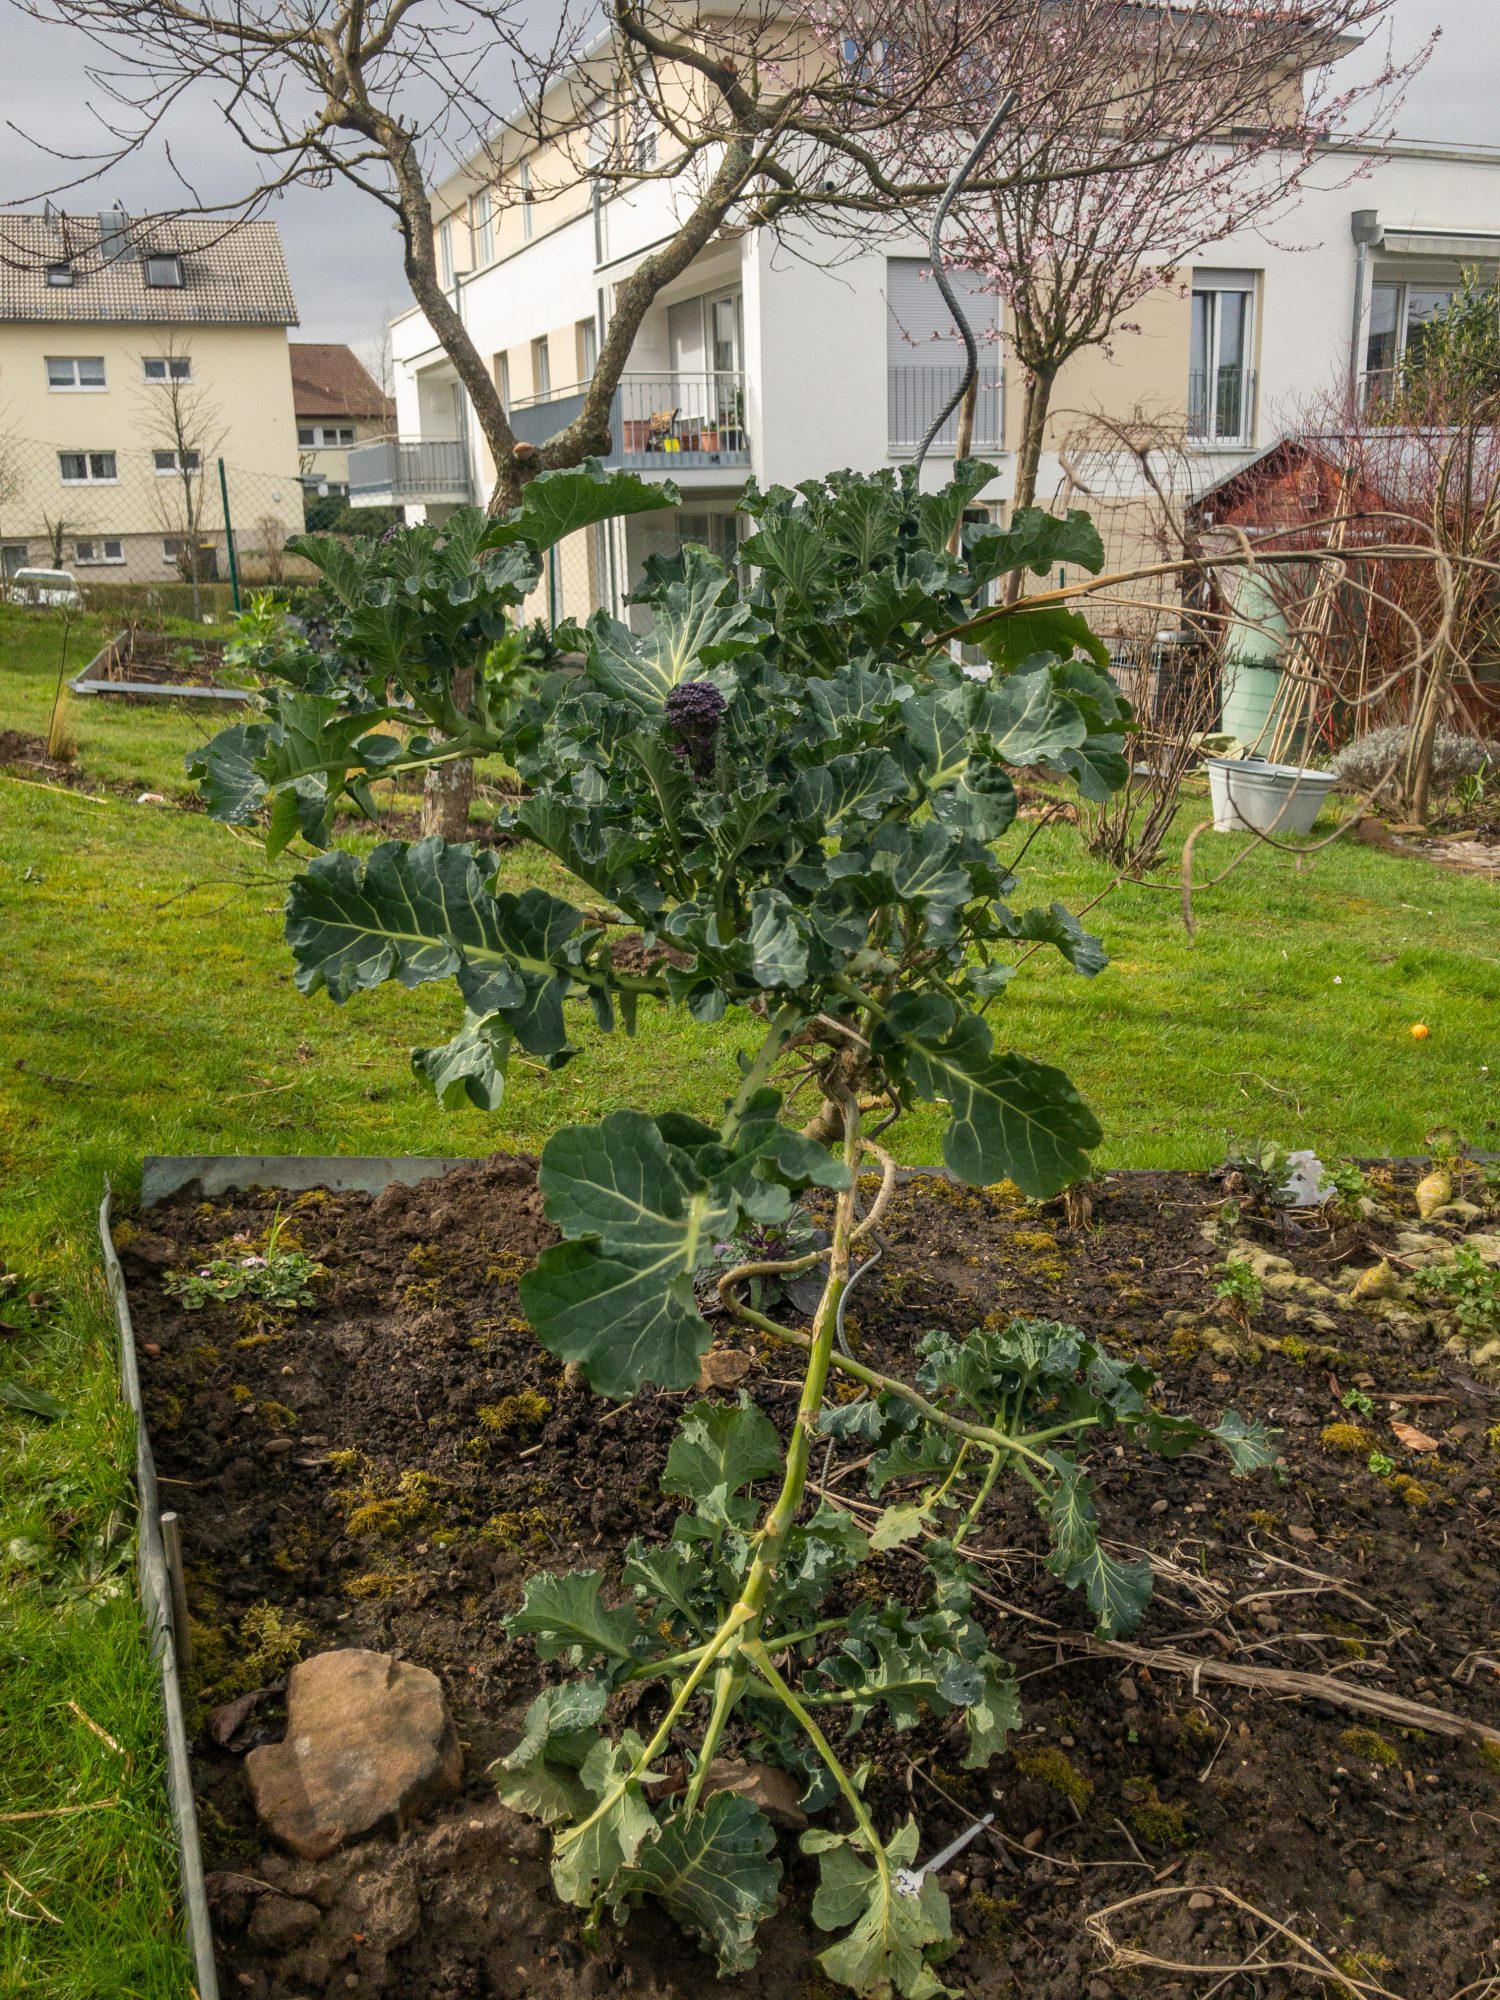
0, 1795, 121, 1824
1086, 1882, 1406, 1998
1066, 1637, 1500, 1748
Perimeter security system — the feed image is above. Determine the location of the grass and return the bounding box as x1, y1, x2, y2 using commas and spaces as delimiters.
2, 604, 1497, 1993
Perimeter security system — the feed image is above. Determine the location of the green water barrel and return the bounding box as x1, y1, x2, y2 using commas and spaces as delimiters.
1219, 569, 1298, 752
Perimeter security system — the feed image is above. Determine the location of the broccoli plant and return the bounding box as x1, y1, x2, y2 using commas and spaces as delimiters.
191, 461, 1275, 1995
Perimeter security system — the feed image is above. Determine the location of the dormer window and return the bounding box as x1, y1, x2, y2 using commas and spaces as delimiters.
144, 253, 184, 288
45, 262, 74, 287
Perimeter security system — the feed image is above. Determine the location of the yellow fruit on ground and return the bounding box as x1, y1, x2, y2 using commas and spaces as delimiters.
1410, 1023, 1430, 1040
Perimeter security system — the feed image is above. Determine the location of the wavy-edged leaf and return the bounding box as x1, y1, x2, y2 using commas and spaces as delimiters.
1210, 1409, 1282, 1474
551, 1733, 661, 1906
662, 1396, 782, 1512
968, 507, 1105, 587
613, 1795, 782, 1978
1061, 1542, 1154, 1639
976, 667, 1087, 767
791, 752, 907, 829
1010, 903, 1108, 977
962, 1664, 1022, 1770
978, 603, 1111, 673
494, 462, 678, 553
804, 1821, 951, 2000
411, 1012, 509, 1111
495, 1681, 610, 1825
505, 1569, 649, 1667
187, 721, 270, 822
876, 996, 1100, 1197
589, 546, 767, 713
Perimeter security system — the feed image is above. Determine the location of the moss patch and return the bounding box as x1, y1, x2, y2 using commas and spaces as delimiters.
1012, 1743, 1093, 1810
1340, 1727, 1399, 1767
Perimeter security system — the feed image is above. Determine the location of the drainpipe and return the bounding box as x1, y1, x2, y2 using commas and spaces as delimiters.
1349, 209, 1382, 405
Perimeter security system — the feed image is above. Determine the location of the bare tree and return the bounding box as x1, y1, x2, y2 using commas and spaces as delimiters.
902, 0, 1431, 521
136, 333, 225, 619
256, 511, 289, 584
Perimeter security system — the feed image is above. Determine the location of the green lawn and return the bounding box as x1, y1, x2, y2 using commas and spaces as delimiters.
2, 605, 1497, 1995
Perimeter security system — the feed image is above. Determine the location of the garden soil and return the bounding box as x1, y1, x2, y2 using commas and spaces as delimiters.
120, 1159, 1500, 2000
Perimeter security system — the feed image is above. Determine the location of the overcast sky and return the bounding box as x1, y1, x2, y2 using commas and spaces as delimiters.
0, 0, 1494, 351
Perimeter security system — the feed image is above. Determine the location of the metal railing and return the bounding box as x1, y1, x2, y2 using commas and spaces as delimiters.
346, 435, 473, 507
510, 371, 751, 472
1186, 367, 1256, 446
887, 366, 1003, 454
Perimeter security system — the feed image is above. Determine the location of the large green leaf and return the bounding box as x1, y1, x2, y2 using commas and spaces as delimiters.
495, 1681, 610, 1825
285, 841, 582, 1058
804, 1822, 951, 2000
589, 546, 768, 713
877, 997, 1100, 1196
969, 507, 1105, 585
493, 462, 678, 554
662, 1397, 782, 1515
978, 603, 1111, 673
976, 668, 1088, 766
612, 1796, 782, 1978
411, 1012, 510, 1111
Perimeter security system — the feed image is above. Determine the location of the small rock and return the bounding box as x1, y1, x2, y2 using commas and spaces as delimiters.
263, 1437, 295, 1455
1116, 1677, 1139, 1706
245, 1649, 463, 1860
141, 1341, 161, 1358
695, 1347, 754, 1392
695, 1759, 808, 1831
247, 1892, 321, 1950
1021, 1827, 1044, 1851
1347, 1868, 1366, 1890
1188, 1892, 1215, 1912
1150, 1499, 1169, 1516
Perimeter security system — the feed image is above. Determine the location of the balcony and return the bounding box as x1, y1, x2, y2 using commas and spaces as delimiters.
346, 436, 473, 508
510, 372, 751, 474
887, 366, 1004, 455
1187, 367, 1256, 447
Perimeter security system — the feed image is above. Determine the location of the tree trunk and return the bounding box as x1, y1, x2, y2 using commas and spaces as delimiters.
945, 378, 981, 557
1003, 367, 1059, 601
422, 665, 476, 839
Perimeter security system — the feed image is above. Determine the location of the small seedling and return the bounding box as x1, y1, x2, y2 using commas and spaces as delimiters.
1222, 1139, 1295, 1212
1367, 1450, 1396, 1477
1341, 1386, 1376, 1420
1319, 1161, 1371, 1223
1214, 1258, 1262, 1331
1416, 1247, 1500, 1340
165, 1214, 324, 1313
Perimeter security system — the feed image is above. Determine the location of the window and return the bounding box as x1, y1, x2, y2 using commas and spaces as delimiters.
46, 356, 106, 390
45, 262, 73, 287
1365, 279, 1457, 396
1189, 270, 1256, 444
73, 538, 125, 566
470, 189, 494, 267
298, 424, 354, 448
495, 350, 511, 407
578, 317, 598, 378
886, 258, 1001, 453
143, 355, 192, 382
144, 253, 184, 288
153, 448, 202, 473
519, 159, 534, 242
531, 336, 551, 399
629, 100, 657, 170
298, 426, 316, 447
438, 217, 454, 287
59, 450, 117, 483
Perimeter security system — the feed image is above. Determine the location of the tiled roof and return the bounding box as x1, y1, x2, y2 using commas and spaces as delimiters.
0, 212, 298, 326
289, 342, 392, 420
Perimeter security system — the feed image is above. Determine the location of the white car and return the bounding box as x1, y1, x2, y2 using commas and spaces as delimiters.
6, 567, 84, 608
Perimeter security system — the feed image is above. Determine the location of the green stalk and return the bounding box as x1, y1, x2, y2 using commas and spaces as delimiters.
743, 1641, 891, 1884
628, 1616, 850, 1683
950, 1447, 1002, 1552
682, 1661, 743, 1813
721, 1002, 803, 1143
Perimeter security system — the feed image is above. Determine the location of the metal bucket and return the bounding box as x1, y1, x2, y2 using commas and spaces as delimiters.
1206, 756, 1336, 835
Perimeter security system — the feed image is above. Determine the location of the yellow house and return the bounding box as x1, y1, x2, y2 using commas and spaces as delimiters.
290, 342, 394, 501
0, 210, 304, 586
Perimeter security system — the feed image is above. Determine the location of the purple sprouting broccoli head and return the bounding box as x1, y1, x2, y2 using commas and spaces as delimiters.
664, 679, 726, 783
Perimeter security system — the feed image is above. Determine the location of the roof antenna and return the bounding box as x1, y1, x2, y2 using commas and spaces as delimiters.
911, 90, 1016, 481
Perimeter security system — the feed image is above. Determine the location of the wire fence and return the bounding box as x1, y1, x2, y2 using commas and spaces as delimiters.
0, 431, 323, 611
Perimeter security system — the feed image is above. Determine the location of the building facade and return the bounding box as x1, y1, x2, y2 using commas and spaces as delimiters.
365, 125, 1500, 625
0, 211, 303, 585
290, 342, 394, 500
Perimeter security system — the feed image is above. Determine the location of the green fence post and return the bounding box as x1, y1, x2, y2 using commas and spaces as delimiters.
217, 457, 242, 614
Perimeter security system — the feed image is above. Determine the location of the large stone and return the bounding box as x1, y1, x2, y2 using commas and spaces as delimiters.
245, 1649, 463, 1860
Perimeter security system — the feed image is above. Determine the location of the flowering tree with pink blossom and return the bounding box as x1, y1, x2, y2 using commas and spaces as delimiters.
864, 0, 1434, 515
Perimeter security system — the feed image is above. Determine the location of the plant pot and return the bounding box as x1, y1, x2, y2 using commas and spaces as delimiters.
1205, 756, 1336, 835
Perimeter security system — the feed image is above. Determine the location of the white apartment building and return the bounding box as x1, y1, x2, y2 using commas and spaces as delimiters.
364, 128, 1500, 619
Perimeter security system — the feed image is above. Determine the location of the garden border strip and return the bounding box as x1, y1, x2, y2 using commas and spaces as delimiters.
99, 1175, 220, 2000
71, 629, 251, 704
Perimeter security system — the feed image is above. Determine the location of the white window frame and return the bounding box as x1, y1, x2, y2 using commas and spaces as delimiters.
143, 355, 193, 383
437, 218, 454, 287
519, 159, 534, 242
152, 448, 202, 475
73, 538, 125, 566
298, 426, 316, 447
1188, 272, 1256, 447
143, 253, 184, 289
45, 262, 74, 288
1363, 278, 1459, 397
470, 189, 494, 267
495, 350, 511, 407
58, 450, 118, 485
47, 356, 107, 391
531, 335, 551, 399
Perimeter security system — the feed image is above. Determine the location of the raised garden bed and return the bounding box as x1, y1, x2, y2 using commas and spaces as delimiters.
111, 1153, 1500, 2000
71, 628, 249, 703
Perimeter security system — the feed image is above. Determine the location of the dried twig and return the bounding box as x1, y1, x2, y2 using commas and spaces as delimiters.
0, 1795, 121, 1824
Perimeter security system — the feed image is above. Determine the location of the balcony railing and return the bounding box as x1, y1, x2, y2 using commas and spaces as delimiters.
1187, 367, 1256, 446
510, 371, 751, 472
346, 435, 473, 508
887, 366, 1003, 454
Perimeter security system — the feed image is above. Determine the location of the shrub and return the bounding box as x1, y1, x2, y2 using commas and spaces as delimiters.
190, 462, 1276, 1996
1330, 726, 1496, 802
